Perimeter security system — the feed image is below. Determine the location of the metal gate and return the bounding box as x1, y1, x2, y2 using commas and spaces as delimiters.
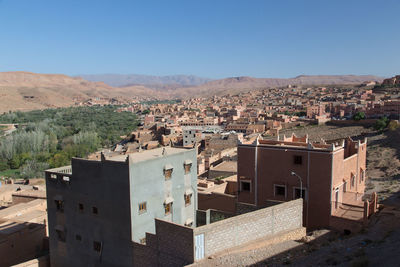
194, 234, 204, 260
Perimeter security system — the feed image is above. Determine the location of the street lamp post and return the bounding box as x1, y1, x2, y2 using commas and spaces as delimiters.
291, 171, 303, 199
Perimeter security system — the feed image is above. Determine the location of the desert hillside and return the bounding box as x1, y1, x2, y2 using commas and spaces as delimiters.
79, 73, 212, 87
0, 72, 155, 113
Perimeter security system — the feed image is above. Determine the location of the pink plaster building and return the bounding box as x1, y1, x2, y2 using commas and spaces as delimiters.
237, 135, 372, 230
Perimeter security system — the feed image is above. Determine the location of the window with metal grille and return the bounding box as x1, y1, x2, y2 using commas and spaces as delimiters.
164, 169, 173, 180
164, 203, 172, 215
139, 202, 147, 214
184, 194, 191, 206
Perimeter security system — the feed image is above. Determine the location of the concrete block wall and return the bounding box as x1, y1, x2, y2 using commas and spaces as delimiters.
133, 219, 195, 267
193, 199, 303, 258
155, 219, 194, 266
132, 199, 303, 266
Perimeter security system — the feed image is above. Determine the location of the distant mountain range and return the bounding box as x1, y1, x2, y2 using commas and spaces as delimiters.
155, 74, 385, 98
0, 71, 385, 113
78, 74, 212, 88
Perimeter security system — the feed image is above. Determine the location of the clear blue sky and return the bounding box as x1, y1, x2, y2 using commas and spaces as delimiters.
0, 0, 399, 78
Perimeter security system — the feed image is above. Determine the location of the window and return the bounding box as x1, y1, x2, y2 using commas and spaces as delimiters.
78, 203, 84, 212
56, 229, 66, 242
93, 241, 102, 252
185, 219, 193, 227
351, 175, 355, 187
139, 202, 147, 214
50, 174, 57, 179
184, 163, 192, 174
62, 176, 70, 183
184, 194, 191, 206
139, 237, 146, 245
294, 188, 306, 199
76, 234, 82, 241
55, 200, 64, 212
241, 181, 251, 192
92, 207, 98, 215
164, 165, 173, 180
360, 169, 365, 182
164, 203, 172, 215
274, 185, 286, 197
293, 155, 303, 165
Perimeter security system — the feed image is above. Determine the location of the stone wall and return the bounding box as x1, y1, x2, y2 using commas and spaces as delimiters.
193, 199, 303, 258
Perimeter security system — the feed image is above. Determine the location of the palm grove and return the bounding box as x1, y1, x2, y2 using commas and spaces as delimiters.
0, 106, 138, 179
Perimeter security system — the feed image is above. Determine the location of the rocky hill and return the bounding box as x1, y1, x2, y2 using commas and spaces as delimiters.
0, 72, 155, 113
373, 75, 400, 93
79, 73, 211, 88
382, 75, 400, 86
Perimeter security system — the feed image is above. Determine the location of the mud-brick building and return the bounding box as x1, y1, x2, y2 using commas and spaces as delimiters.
237, 134, 370, 230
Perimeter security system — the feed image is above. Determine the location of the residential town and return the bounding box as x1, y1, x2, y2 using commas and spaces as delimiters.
2, 77, 400, 266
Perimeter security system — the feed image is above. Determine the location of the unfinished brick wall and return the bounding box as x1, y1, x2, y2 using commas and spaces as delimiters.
193, 199, 303, 258
133, 219, 195, 267
155, 219, 194, 266
132, 199, 303, 266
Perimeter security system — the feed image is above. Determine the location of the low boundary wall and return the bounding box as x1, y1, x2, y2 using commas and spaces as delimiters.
133, 199, 304, 266
193, 199, 303, 258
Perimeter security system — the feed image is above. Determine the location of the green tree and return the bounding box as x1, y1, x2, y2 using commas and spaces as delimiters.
20, 160, 49, 179
9, 155, 21, 169
353, 112, 366, 121
49, 152, 69, 168
374, 117, 389, 131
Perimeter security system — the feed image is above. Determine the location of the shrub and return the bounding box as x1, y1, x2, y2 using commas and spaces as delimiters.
374, 117, 389, 131
353, 112, 366, 121
387, 120, 399, 131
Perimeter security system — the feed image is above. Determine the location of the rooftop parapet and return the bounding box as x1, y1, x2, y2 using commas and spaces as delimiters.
45, 166, 72, 184
46, 165, 72, 175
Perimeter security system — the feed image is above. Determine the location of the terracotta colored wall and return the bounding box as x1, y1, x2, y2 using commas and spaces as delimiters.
198, 192, 236, 214
331, 141, 367, 215
237, 146, 256, 204
226, 180, 238, 195
255, 146, 332, 229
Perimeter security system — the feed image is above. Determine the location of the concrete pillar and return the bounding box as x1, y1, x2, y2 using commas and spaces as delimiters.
363, 200, 369, 225
372, 192, 378, 213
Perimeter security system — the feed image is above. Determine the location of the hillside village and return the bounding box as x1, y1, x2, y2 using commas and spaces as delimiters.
0, 75, 400, 266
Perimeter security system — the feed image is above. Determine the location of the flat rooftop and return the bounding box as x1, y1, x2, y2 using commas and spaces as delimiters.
12, 189, 46, 199
103, 147, 193, 163
210, 161, 237, 172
